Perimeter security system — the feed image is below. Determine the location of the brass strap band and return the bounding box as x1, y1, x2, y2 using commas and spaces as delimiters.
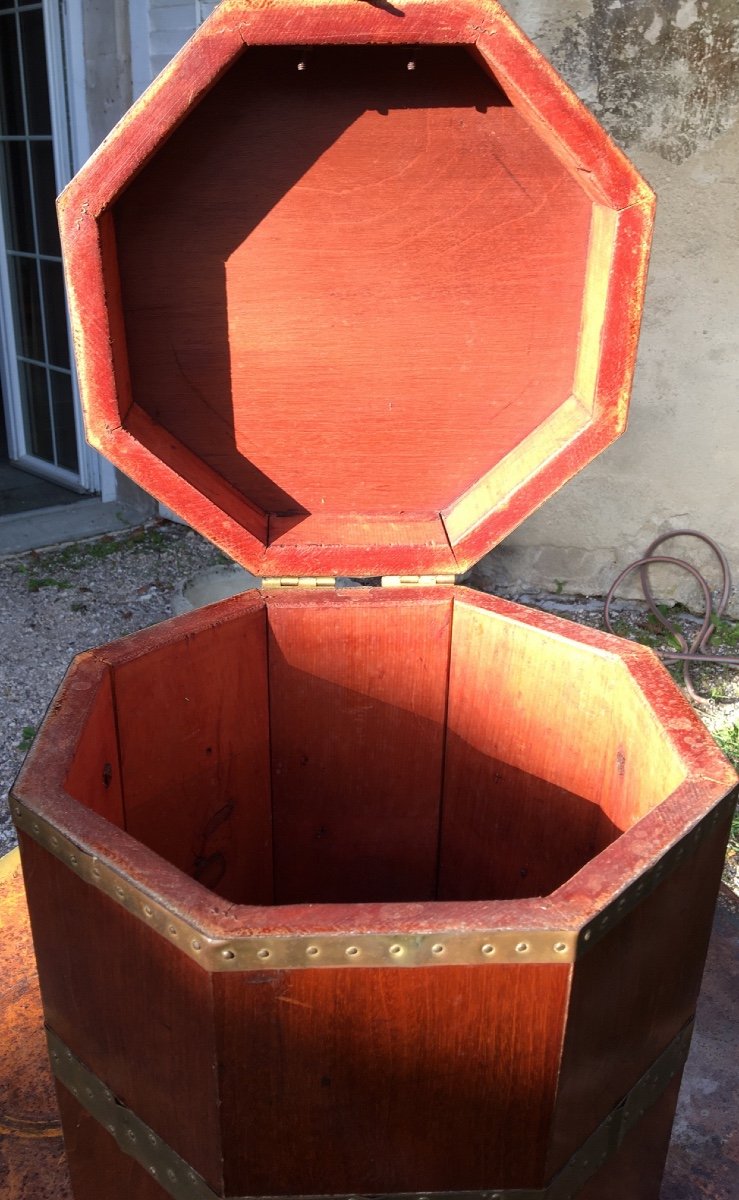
12, 793, 732, 970
48, 1021, 693, 1200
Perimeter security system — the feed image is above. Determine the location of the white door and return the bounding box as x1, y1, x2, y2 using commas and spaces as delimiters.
0, 0, 98, 492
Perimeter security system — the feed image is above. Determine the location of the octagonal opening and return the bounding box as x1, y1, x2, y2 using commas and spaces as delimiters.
62, 593, 686, 908
108, 42, 597, 564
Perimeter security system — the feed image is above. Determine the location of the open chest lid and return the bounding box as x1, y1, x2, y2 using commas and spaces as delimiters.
59, 0, 654, 580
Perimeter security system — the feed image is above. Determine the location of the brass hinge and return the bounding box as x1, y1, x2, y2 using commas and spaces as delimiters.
381, 575, 456, 587
262, 577, 336, 589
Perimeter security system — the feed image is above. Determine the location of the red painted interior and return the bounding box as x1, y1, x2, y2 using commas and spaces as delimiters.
112, 44, 591, 532
62, 592, 686, 908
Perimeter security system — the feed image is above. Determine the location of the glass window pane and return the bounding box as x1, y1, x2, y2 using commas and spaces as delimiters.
30, 139, 60, 255
19, 8, 51, 135
40, 259, 70, 368
0, 139, 34, 251
50, 369, 78, 471
9, 252, 44, 359
0, 14, 24, 135
20, 358, 53, 461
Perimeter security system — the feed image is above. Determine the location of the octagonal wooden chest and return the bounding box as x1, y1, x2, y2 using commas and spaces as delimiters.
10, 3, 737, 1199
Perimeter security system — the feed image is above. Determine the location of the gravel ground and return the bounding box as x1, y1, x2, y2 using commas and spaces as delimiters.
0, 521, 223, 853
1, 523, 737, 890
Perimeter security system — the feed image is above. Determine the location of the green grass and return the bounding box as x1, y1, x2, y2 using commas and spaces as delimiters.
714, 723, 739, 770
714, 724, 739, 865
18, 725, 36, 753
27, 576, 72, 593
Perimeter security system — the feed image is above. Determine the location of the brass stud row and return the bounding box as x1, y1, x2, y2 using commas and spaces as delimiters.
12, 793, 731, 972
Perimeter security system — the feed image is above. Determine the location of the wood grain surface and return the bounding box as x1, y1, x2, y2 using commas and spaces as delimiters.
108, 602, 272, 905
439, 596, 686, 900
214, 961, 570, 1195
267, 592, 452, 903
113, 43, 590, 521
18, 836, 223, 1193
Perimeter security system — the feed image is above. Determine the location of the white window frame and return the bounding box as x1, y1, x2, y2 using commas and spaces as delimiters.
0, 0, 115, 496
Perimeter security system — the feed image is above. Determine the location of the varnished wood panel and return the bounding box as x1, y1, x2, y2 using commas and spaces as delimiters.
106, 603, 272, 905
113, 43, 591, 520
56, 1088, 168, 1200
439, 596, 686, 900
546, 814, 731, 1177
18, 836, 223, 1192
267, 592, 452, 903
214, 962, 570, 1195
577, 1074, 683, 1200
62, 665, 124, 828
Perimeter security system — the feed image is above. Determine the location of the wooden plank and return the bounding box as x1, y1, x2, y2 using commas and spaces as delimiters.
112, 43, 590, 521
56, 1088, 168, 1200
576, 1074, 683, 1200
105, 601, 272, 906
266, 590, 452, 903
546, 815, 731, 1178
214, 962, 570, 1195
18, 835, 223, 1193
439, 596, 685, 901
62, 664, 124, 828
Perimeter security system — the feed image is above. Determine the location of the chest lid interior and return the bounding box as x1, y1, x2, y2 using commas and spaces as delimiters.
59, 0, 654, 579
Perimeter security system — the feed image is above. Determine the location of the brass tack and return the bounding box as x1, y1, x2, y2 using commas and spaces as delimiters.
168, 925, 178, 937
92, 867, 101, 879
191, 940, 203, 952
85, 1087, 93, 1099
553, 942, 568, 954
257, 948, 271, 959
188, 1171, 197, 1184
69, 854, 78, 866
32, 822, 39, 833
345, 946, 360, 957
148, 1132, 157, 1145
306, 945, 319, 957
167, 1169, 178, 1183
143, 905, 153, 918
481, 943, 495, 956
71, 1086, 78, 1096
221, 948, 236, 960
126, 1129, 136, 1142
65, 1050, 73, 1061
115, 886, 125, 899
515, 942, 529, 954
149, 1167, 158, 1177
617, 896, 627, 909
51, 836, 59, 848
431, 943, 445, 955
389, 944, 403, 956
583, 930, 592, 942
107, 1123, 116, 1134
51, 1050, 58, 1060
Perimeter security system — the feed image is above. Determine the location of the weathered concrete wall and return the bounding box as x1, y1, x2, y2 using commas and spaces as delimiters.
473, 1, 739, 613
82, 0, 133, 149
